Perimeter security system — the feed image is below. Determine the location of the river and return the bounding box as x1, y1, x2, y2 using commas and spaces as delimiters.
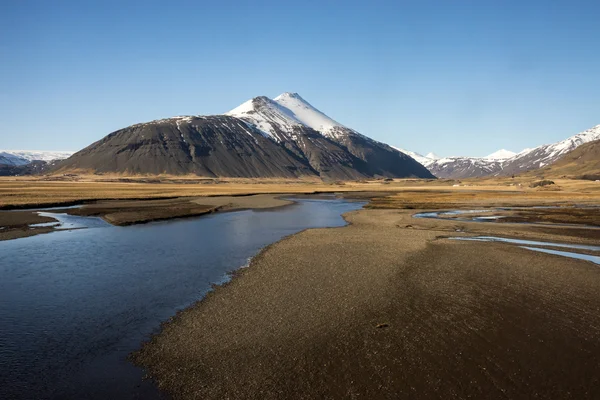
0, 198, 363, 399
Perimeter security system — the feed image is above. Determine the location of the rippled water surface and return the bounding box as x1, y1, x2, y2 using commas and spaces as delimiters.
0, 198, 363, 400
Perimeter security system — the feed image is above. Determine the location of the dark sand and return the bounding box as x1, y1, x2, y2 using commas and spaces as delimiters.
133, 207, 600, 399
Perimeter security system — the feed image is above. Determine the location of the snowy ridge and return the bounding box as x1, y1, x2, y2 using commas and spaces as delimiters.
0, 152, 30, 166
407, 124, 600, 178
0, 150, 74, 163
504, 125, 600, 170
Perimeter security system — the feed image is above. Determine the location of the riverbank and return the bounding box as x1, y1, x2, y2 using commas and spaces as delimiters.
133, 205, 600, 399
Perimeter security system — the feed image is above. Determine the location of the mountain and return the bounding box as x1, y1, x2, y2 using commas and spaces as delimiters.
0, 150, 74, 176
226, 93, 433, 179
425, 157, 504, 179
406, 125, 600, 179
0, 150, 73, 162
0, 152, 29, 166
389, 148, 515, 179
56, 93, 434, 180
398, 149, 509, 179
526, 139, 600, 179
497, 125, 600, 176
0, 160, 59, 176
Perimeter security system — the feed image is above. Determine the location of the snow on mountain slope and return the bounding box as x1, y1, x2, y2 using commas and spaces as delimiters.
0, 150, 74, 162
226, 96, 301, 141
392, 147, 434, 166
499, 125, 600, 174
485, 149, 516, 160
226, 92, 353, 141
426, 156, 503, 179
272, 92, 349, 138
0, 152, 30, 166
391, 147, 510, 177
419, 125, 600, 178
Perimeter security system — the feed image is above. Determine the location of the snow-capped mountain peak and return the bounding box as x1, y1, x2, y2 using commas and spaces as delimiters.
485, 149, 516, 160
409, 124, 600, 178
226, 92, 351, 141
225, 96, 304, 141
425, 152, 441, 160
392, 147, 435, 166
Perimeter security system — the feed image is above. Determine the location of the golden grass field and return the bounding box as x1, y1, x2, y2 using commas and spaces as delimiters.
1, 174, 598, 209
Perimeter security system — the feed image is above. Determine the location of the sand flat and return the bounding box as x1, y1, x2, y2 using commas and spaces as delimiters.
133, 207, 600, 399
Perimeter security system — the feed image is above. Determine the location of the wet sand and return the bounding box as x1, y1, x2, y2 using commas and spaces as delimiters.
133, 207, 600, 399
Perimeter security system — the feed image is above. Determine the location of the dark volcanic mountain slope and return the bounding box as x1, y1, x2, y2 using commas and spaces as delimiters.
278, 125, 371, 180
329, 127, 434, 178
56, 116, 315, 178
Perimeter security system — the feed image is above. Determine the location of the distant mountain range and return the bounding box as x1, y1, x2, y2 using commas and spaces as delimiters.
398, 125, 600, 179
0, 150, 73, 176
0, 152, 30, 167
0, 150, 74, 163
54, 93, 434, 180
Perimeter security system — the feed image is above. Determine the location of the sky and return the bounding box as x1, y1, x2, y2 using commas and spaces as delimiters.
1, 0, 599, 157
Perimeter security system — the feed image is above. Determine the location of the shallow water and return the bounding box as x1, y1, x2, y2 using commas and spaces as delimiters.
521, 246, 600, 265
449, 236, 600, 251
35, 211, 110, 230
414, 207, 599, 227
0, 198, 363, 400
450, 236, 600, 265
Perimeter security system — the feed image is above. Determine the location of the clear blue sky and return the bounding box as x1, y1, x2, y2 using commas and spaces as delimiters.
1, 0, 599, 157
